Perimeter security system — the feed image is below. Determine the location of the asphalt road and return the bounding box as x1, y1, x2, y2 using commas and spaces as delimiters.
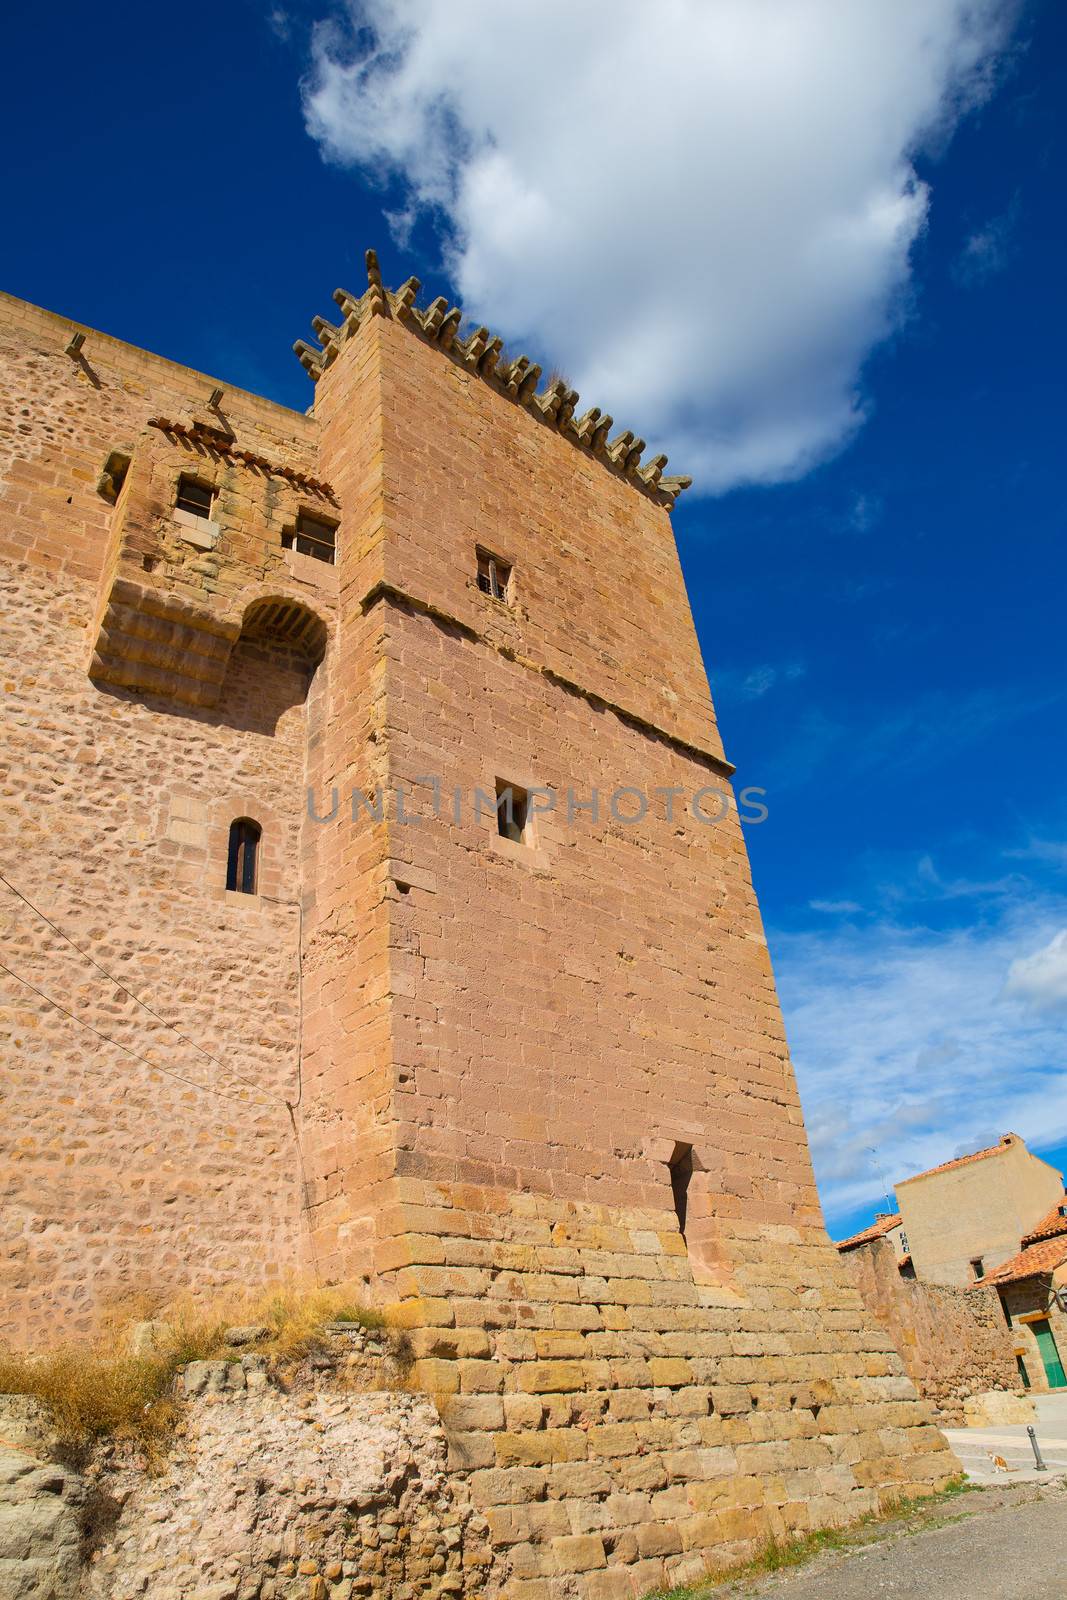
712, 1487, 1067, 1600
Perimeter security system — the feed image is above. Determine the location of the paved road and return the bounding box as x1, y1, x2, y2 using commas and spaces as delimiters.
944, 1392, 1067, 1484
712, 1488, 1067, 1599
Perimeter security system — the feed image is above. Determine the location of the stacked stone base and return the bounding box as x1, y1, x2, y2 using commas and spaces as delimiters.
380, 1181, 960, 1598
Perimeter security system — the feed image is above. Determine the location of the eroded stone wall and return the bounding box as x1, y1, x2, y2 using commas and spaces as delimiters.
841, 1237, 1018, 1423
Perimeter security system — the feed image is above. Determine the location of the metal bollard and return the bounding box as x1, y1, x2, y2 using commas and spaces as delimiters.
1027, 1425, 1047, 1471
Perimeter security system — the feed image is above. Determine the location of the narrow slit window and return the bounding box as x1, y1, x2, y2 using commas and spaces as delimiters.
226, 817, 261, 894
176, 476, 215, 519
477, 550, 511, 601
970, 1257, 985, 1280
669, 1144, 694, 1240
495, 780, 529, 844
283, 513, 337, 564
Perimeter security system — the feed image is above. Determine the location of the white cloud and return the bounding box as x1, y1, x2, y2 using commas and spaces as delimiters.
774, 897, 1067, 1228
303, 0, 1018, 492
1005, 929, 1067, 1014
809, 899, 863, 915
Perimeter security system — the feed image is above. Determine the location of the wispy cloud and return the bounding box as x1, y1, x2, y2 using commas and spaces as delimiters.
1005, 928, 1067, 1014
716, 660, 807, 702
267, 6, 292, 42
1006, 837, 1067, 871
951, 195, 1021, 286
848, 492, 885, 534
763, 681, 1063, 792
775, 890, 1067, 1228
302, 0, 1019, 493
809, 899, 863, 915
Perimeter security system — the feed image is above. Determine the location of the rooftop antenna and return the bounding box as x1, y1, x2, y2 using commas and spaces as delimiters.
867, 1146, 895, 1217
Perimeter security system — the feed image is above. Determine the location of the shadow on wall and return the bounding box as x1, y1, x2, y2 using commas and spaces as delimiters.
96, 596, 327, 738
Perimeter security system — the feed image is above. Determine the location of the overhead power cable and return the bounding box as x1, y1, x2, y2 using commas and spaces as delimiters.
0, 958, 274, 1109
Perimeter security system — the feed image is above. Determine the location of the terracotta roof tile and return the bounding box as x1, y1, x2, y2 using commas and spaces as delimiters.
1022, 1192, 1067, 1247
976, 1234, 1067, 1287
836, 1213, 901, 1252
896, 1133, 1020, 1187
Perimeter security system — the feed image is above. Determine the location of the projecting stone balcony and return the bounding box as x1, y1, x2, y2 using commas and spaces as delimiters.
88, 420, 334, 707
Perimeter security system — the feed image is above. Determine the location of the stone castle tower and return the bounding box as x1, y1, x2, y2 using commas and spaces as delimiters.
0, 255, 955, 1592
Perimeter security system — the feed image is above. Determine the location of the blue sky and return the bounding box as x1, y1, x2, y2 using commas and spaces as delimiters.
3, 1, 1064, 1235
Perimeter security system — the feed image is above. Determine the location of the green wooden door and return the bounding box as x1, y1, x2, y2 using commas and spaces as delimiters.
1032, 1319, 1067, 1389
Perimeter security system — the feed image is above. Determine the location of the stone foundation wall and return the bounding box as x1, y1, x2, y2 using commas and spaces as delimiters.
841, 1237, 1018, 1423
380, 1184, 958, 1598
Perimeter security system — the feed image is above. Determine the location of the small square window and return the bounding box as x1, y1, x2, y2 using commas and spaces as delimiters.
176, 476, 214, 518
284, 512, 337, 564
495, 779, 529, 844
477, 550, 511, 601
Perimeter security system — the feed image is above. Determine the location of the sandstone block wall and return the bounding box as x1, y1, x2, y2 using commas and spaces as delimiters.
841, 1237, 1019, 1423
296, 294, 960, 1590
377, 1184, 956, 1596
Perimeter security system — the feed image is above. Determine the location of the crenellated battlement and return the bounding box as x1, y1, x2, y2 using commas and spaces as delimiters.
295, 249, 693, 508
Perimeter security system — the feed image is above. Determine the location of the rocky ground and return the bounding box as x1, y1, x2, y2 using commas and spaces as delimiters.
0, 1324, 490, 1600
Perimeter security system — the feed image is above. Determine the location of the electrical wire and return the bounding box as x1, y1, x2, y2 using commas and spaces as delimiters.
0, 957, 274, 1109
2, 872, 321, 1277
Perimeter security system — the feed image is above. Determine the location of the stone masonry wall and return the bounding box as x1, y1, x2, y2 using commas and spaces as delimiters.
298, 302, 960, 1595
841, 1238, 1019, 1424
0, 294, 328, 1342
1, 279, 961, 1596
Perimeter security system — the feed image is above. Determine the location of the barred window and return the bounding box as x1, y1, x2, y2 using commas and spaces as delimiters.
477, 550, 511, 601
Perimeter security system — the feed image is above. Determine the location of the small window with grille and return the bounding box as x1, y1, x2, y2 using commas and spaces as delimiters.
477, 549, 511, 602
283, 512, 337, 564
176, 476, 215, 519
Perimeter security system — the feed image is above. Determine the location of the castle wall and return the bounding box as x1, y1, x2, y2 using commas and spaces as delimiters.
0, 282, 960, 1592
0, 295, 324, 1341
841, 1238, 1018, 1424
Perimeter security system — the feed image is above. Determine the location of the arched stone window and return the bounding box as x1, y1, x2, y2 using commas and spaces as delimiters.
226, 817, 261, 894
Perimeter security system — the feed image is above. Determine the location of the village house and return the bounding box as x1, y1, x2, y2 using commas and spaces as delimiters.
837, 1134, 1067, 1418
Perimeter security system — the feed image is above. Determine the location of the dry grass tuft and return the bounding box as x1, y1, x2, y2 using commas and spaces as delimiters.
0, 1280, 386, 1463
